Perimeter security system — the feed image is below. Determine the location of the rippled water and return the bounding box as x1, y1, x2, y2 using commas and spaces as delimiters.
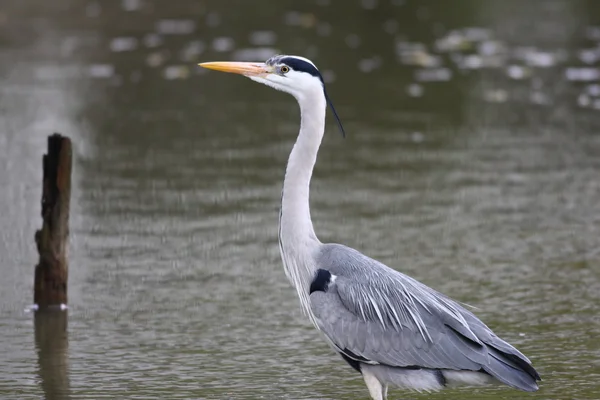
1, 0, 600, 399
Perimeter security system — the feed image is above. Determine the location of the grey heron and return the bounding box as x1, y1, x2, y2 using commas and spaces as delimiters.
199, 55, 541, 399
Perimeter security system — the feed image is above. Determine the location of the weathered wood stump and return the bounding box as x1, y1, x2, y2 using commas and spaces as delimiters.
34, 133, 72, 309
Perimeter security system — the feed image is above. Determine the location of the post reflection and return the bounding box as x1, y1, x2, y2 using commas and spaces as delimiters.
34, 311, 70, 400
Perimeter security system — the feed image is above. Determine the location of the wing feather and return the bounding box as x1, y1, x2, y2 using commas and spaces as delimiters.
310, 243, 540, 391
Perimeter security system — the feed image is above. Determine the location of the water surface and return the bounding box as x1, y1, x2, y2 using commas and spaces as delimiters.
1, 1, 599, 399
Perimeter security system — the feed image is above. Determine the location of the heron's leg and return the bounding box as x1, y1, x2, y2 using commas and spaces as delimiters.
362, 368, 384, 400
382, 384, 388, 400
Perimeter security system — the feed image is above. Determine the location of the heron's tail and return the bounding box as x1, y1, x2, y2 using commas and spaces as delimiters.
457, 308, 541, 391
481, 346, 541, 392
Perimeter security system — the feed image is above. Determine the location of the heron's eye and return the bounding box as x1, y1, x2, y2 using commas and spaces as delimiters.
280, 65, 290, 74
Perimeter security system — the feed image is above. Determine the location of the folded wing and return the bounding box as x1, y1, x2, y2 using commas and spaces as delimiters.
310, 244, 540, 392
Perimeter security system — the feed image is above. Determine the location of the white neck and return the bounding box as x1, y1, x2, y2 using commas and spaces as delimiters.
278, 89, 326, 313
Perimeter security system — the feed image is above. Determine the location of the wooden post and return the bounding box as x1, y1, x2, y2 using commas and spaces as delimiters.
34, 133, 72, 309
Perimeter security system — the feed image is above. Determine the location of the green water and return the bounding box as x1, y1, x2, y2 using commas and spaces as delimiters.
1, 0, 599, 398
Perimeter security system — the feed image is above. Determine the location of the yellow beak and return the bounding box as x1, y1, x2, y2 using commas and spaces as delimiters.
198, 61, 271, 77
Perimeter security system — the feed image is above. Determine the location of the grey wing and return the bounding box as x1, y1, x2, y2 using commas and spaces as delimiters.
310, 244, 540, 392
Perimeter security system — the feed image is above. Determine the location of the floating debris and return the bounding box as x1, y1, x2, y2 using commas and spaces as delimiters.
414, 67, 452, 82
67, 4, 600, 115
206, 12, 221, 27
321, 69, 336, 83
435, 31, 473, 52
60, 36, 80, 57
396, 42, 441, 67
507, 65, 531, 80
143, 33, 163, 48
24, 304, 39, 313
130, 70, 142, 83
212, 37, 235, 52
586, 84, 600, 96
407, 83, 424, 97
121, 0, 141, 11
565, 67, 600, 81
531, 77, 544, 90
164, 65, 190, 80
316, 22, 332, 37
180, 40, 205, 62
25, 303, 67, 312
459, 55, 484, 69
524, 51, 560, 68
86, 1, 101, 17
358, 57, 382, 73
383, 19, 399, 35
585, 26, 600, 41
416, 6, 430, 21
530, 91, 550, 105
361, 0, 378, 10
578, 93, 591, 107
231, 48, 278, 61
249, 31, 277, 46
483, 89, 509, 103
579, 48, 600, 64
345, 34, 361, 49
34, 65, 80, 81
461, 27, 492, 42
110, 37, 138, 52
478, 40, 506, 56
512, 47, 564, 68
109, 75, 123, 86
407, 52, 441, 68
284, 11, 301, 25
284, 11, 317, 28
458, 54, 504, 69
156, 19, 196, 35
88, 64, 114, 78
396, 41, 426, 54
411, 132, 424, 143
146, 51, 168, 67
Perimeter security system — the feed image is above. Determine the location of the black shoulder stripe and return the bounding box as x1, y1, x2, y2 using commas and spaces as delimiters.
309, 269, 332, 294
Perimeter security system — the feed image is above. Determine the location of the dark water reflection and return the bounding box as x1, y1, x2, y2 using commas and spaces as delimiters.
34, 312, 70, 400
1, 0, 600, 399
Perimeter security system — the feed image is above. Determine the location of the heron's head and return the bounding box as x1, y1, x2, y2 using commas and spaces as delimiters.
199, 54, 345, 136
